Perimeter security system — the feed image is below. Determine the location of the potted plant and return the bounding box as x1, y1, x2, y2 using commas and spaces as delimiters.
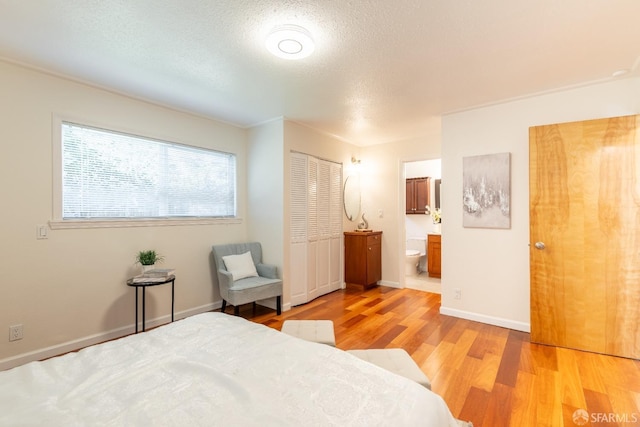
135, 250, 164, 273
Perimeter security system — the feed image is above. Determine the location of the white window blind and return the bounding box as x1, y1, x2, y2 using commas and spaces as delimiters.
61, 122, 236, 219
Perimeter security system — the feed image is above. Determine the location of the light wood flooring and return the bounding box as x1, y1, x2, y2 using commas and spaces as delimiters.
229, 285, 640, 427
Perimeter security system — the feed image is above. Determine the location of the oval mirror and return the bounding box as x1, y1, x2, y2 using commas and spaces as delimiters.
343, 175, 361, 221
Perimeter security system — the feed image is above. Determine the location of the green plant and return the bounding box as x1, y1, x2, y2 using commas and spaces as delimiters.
135, 250, 164, 266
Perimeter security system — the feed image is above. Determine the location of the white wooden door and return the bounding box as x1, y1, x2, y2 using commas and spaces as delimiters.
316, 160, 331, 296
329, 162, 343, 291
289, 153, 308, 306
289, 153, 343, 305
306, 156, 319, 301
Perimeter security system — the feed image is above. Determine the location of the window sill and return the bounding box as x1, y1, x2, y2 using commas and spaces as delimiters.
49, 217, 242, 230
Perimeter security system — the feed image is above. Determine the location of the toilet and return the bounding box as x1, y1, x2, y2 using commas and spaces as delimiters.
405, 237, 426, 276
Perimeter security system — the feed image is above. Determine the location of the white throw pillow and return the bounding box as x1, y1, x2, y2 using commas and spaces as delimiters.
222, 251, 259, 281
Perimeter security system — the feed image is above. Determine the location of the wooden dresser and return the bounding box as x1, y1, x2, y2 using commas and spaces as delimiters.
344, 231, 382, 288
427, 234, 441, 278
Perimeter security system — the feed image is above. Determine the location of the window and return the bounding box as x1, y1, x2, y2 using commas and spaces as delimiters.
58, 121, 236, 223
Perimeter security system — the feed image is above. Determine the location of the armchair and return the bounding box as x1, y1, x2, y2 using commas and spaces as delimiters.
212, 242, 282, 315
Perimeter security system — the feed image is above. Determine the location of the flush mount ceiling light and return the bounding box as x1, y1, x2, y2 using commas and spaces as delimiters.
266, 24, 315, 60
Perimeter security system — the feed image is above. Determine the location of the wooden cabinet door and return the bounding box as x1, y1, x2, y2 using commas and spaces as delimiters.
414, 178, 430, 214
344, 232, 382, 288
530, 115, 640, 359
406, 178, 430, 214
427, 234, 441, 278
344, 233, 366, 284
406, 180, 416, 213
366, 234, 382, 284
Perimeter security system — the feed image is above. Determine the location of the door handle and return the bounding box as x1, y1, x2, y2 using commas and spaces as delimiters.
534, 242, 545, 250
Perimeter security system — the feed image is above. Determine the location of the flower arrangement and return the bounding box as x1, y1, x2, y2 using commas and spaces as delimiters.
431, 208, 441, 224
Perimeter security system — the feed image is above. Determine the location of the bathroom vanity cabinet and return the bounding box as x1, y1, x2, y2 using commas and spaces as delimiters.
427, 234, 441, 278
406, 177, 431, 214
344, 231, 382, 289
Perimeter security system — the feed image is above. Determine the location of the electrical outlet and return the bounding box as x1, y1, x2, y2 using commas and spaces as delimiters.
454, 288, 461, 300
9, 324, 23, 341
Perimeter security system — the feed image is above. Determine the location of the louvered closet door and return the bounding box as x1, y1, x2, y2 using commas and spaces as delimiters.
316, 160, 331, 296
329, 162, 343, 291
306, 156, 319, 302
289, 153, 308, 306
289, 153, 343, 305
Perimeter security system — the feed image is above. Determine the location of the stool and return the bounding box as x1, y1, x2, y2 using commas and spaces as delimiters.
347, 348, 431, 390
281, 320, 336, 346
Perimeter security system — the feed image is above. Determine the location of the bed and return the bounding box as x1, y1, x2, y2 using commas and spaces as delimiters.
0, 313, 461, 426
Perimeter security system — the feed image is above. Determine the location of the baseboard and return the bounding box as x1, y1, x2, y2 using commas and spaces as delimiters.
439, 306, 530, 333
0, 302, 219, 372
375, 283, 527, 332
379, 280, 401, 289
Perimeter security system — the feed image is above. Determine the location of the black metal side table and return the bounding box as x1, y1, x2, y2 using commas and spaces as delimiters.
126, 275, 175, 333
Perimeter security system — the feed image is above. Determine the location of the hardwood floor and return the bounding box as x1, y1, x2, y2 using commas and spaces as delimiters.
231, 286, 640, 427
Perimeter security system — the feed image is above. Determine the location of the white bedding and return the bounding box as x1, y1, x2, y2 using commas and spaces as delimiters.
0, 313, 459, 426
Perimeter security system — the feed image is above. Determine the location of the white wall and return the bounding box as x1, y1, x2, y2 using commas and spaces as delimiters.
0, 60, 248, 369
405, 159, 441, 180
440, 77, 640, 332
247, 120, 285, 310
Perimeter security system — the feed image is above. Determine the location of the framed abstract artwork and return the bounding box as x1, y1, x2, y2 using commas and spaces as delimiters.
462, 152, 511, 229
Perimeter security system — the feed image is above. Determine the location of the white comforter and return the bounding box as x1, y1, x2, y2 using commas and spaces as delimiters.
0, 313, 459, 426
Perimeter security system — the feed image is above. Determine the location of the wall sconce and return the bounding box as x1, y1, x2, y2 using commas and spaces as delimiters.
346, 156, 361, 177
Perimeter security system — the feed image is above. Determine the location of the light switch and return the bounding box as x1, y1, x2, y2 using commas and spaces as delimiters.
378, 209, 384, 218
36, 224, 48, 239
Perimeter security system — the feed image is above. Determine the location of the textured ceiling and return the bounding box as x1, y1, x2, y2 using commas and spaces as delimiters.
1, 0, 639, 145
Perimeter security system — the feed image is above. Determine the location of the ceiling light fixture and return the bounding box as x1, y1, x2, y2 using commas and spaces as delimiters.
266, 24, 315, 60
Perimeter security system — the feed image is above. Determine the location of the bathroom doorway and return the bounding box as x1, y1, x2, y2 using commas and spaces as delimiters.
403, 159, 441, 294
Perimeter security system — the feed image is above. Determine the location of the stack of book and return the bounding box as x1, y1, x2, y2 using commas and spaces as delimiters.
132, 268, 176, 283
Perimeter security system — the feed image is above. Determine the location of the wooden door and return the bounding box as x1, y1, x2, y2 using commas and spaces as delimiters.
529, 115, 640, 359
